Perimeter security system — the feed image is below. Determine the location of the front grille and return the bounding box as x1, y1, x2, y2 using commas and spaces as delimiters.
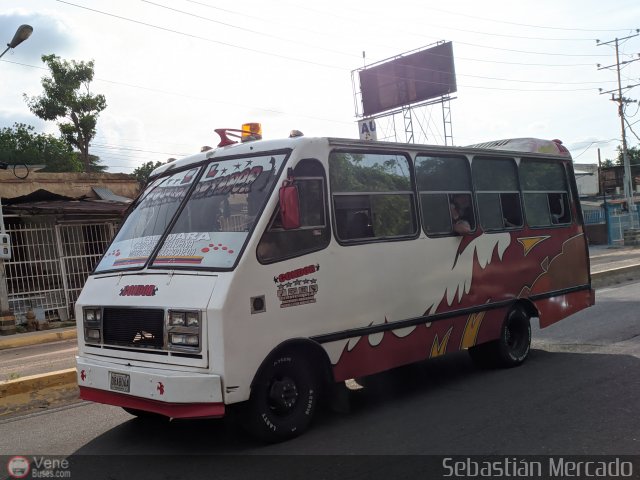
103, 308, 164, 349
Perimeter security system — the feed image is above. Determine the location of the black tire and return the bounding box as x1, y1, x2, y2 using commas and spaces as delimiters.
468, 306, 531, 368
241, 353, 319, 443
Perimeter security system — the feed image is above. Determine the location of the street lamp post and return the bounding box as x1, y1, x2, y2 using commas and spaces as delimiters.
0, 24, 33, 323
0, 24, 33, 59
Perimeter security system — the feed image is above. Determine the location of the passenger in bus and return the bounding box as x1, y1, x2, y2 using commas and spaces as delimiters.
550, 194, 566, 224
450, 194, 472, 235
347, 211, 374, 239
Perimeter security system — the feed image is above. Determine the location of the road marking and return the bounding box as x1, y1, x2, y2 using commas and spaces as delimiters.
1, 347, 78, 361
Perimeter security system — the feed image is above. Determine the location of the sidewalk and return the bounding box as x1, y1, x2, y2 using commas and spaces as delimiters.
0, 243, 638, 416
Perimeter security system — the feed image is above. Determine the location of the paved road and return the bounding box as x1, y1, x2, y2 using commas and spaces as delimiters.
1, 280, 639, 480
0, 339, 77, 382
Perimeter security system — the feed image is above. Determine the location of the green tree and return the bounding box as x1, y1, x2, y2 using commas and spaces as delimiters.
609, 144, 640, 166
0, 123, 81, 172
600, 158, 615, 167
132, 160, 165, 185
24, 54, 107, 172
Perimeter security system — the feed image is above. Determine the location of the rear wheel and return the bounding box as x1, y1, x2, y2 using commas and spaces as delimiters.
469, 306, 531, 368
241, 353, 319, 443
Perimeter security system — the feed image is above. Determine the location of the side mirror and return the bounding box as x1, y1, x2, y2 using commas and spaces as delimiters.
279, 184, 301, 230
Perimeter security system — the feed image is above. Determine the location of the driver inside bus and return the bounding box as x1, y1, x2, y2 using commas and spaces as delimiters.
450, 194, 473, 235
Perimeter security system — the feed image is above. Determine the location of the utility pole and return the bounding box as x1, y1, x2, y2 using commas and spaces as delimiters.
0, 25, 34, 325
597, 31, 640, 228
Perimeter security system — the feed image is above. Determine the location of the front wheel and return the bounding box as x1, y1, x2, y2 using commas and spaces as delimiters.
469, 306, 531, 368
241, 353, 319, 443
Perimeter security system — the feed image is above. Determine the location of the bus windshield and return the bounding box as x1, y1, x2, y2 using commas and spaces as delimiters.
95, 153, 287, 272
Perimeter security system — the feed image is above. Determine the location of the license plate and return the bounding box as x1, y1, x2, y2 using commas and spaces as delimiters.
109, 371, 130, 393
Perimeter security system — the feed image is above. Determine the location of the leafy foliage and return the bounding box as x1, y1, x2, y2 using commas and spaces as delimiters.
0, 123, 106, 173
329, 152, 411, 192
0, 123, 80, 172
24, 54, 107, 172
329, 152, 415, 238
610, 145, 640, 166
132, 160, 165, 185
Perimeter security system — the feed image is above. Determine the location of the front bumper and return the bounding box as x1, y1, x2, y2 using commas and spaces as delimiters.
77, 356, 224, 419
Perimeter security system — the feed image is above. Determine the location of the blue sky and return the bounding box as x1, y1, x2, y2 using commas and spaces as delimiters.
1, 0, 639, 172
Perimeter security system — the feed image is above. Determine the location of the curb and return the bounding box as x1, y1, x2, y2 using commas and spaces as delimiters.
591, 264, 640, 289
0, 368, 78, 416
0, 327, 77, 351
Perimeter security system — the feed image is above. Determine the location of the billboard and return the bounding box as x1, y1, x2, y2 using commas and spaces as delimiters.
359, 42, 457, 117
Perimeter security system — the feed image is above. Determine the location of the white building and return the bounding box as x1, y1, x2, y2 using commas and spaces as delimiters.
574, 163, 599, 197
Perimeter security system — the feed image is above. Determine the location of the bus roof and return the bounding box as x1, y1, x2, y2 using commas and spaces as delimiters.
150, 135, 572, 179
465, 137, 571, 157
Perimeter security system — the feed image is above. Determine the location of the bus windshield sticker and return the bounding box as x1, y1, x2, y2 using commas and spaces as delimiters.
274, 264, 320, 308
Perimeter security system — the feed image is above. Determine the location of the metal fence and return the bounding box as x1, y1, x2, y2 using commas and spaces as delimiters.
608, 211, 640, 245
583, 210, 605, 225
3, 222, 117, 323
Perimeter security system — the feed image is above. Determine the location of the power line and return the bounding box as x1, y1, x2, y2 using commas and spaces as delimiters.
141, 0, 359, 59
91, 142, 188, 156
163, 0, 595, 43
626, 117, 640, 142
56, 0, 612, 69
183, 0, 603, 67
570, 139, 619, 159
394, 2, 635, 33
273, 0, 613, 57
3, 58, 603, 116
54, 0, 345, 70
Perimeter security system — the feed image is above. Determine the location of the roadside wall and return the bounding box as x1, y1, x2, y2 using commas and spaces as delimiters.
0, 171, 139, 199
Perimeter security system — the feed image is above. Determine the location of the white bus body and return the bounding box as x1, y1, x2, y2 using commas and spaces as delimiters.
76, 132, 593, 441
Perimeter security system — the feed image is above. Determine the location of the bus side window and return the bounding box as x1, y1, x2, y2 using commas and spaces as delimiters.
473, 157, 523, 231
257, 159, 330, 264
521, 159, 572, 227
415, 154, 475, 236
329, 151, 417, 243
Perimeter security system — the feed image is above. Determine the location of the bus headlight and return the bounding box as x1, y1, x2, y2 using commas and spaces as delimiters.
85, 328, 101, 341
169, 311, 186, 326
84, 308, 101, 323
186, 312, 199, 327
83, 307, 102, 344
170, 333, 199, 347
167, 310, 201, 351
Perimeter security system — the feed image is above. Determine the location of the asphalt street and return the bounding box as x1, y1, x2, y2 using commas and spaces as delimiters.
0, 281, 638, 461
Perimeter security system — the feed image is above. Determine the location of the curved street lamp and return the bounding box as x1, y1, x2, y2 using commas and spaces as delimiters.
0, 24, 34, 59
